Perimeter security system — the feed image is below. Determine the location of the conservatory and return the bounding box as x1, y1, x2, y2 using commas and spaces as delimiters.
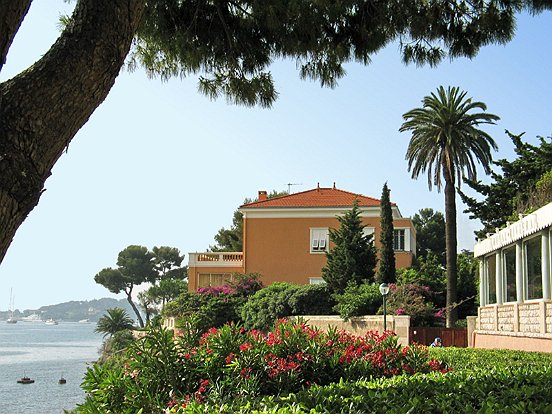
474, 202, 552, 352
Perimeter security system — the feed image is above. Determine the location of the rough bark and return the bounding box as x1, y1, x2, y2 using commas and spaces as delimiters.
443, 166, 458, 328
0, 0, 145, 264
0, 0, 32, 72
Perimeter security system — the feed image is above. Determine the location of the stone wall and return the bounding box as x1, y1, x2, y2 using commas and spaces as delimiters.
475, 300, 552, 351
292, 315, 411, 346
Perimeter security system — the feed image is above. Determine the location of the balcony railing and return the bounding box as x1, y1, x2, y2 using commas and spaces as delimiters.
188, 252, 243, 268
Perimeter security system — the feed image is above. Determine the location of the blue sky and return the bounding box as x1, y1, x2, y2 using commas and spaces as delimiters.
1, 2, 551, 310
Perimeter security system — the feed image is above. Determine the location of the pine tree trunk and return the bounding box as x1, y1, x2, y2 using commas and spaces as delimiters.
126, 293, 145, 328
0, 0, 145, 264
444, 168, 458, 328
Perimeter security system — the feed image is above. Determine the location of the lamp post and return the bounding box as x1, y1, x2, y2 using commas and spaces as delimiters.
379, 283, 390, 331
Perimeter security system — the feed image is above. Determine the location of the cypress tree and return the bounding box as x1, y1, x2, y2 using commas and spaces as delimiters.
322, 200, 377, 293
378, 183, 396, 283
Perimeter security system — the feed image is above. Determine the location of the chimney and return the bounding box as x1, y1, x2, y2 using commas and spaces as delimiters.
258, 190, 268, 201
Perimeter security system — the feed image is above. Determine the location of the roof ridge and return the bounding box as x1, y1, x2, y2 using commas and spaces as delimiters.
240, 186, 387, 208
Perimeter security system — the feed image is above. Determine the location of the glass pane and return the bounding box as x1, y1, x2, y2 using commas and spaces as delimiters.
211, 274, 224, 287
503, 246, 517, 302
487, 255, 496, 304
526, 236, 542, 300
198, 274, 210, 288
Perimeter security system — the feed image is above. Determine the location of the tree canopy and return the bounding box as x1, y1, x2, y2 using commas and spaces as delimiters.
322, 201, 377, 293
1, 1, 550, 265
412, 208, 446, 262
94, 245, 156, 328
460, 131, 552, 238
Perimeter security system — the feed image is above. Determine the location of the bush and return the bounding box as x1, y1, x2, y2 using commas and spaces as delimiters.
178, 348, 552, 413
78, 321, 445, 413
386, 283, 438, 326
333, 282, 381, 320
288, 284, 336, 316
241, 283, 300, 331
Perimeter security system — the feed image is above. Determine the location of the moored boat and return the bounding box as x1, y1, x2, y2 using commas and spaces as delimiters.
45, 318, 58, 325
17, 376, 34, 384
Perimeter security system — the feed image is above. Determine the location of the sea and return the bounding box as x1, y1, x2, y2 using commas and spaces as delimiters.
0, 321, 103, 414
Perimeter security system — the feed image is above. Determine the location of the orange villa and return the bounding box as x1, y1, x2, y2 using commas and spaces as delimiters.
188, 185, 416, 291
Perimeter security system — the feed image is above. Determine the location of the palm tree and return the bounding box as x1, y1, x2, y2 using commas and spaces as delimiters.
399, 86, 499, 327
95, 307, 135, 338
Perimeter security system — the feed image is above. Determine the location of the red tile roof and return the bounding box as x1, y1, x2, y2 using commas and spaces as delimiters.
241, 187, 390, 209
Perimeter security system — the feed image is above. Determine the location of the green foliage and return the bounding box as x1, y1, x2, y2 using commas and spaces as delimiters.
241, 283, 300, 331
79, 322, 443, 413
175, 348, 552, 413
386, 283, 437, 326
131, 1, 547, 108
287, 284, 336, 316
378, 183, 396, 284
322, 201, 377, 293
333, 283, 381, 320
152, 246, 186, 280
400, 86, 499, 328
456, 250, 478, 318
95, 308, 135, 338
461, 131, 552, 237
163, 273, 264, 332
412, 208, 446, 262
398, 252, 446, 309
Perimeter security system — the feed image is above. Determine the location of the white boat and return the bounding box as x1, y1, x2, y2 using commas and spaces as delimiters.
45, 318, 58, 325
6, 289, 17, 324
21, 313, 42, 322
78, 318, 90, 324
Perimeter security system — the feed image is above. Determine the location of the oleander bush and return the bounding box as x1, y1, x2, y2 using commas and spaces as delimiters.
77, 320, 445, 413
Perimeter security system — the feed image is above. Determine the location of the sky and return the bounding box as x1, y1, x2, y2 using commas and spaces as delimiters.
0, 2, 551, 310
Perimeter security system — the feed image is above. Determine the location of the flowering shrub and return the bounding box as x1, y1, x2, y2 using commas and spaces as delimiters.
165, 320, 446, 411
78, 320, 448, 413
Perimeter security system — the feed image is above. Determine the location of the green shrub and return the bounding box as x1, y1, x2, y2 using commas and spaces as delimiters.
177, 348, 552, 413
241, 283, 301, 331
287, 284, 336, 316
333, 282, 381, 320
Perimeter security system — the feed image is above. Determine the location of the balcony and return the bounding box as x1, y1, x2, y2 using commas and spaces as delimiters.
188, 252, 243, 268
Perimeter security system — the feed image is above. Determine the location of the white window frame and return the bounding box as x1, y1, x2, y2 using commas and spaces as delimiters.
309, 277, 326, 285
393, 229, 406, 251
310, 228, 329, 254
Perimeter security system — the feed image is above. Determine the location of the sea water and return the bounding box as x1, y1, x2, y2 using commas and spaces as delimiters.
0, 322, 103, 413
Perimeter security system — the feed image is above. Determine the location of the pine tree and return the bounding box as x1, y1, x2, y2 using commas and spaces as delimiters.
378, 183, 396, 284
322, 201, 377, 293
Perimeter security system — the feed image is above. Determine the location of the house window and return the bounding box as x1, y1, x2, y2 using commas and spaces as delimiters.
486, 254, 497, 304
502, 246, 517, 302
363, 227, 375, 240
309, 277, 326, 285
310, 228, 329, 253
393, 229, 405, 251
198, 273, 232, 288
525, 236, 542, 300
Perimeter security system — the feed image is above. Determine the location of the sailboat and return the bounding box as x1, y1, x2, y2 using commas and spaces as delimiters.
6, 289, 17, 324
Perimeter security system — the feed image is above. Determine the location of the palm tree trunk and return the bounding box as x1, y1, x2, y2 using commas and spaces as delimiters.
444, 169, 458, 328
0, 0, 145, 265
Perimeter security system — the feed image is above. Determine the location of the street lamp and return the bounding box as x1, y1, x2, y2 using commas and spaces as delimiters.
379, 283, 390, 331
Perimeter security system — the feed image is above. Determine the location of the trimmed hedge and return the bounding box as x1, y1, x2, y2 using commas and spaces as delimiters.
180, 348, 552, 413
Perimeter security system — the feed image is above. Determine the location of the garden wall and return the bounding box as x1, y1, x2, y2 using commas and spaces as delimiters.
294, 315, 411, 346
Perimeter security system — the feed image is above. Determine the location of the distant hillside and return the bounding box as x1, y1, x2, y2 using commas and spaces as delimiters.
1, 298, 139, 323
